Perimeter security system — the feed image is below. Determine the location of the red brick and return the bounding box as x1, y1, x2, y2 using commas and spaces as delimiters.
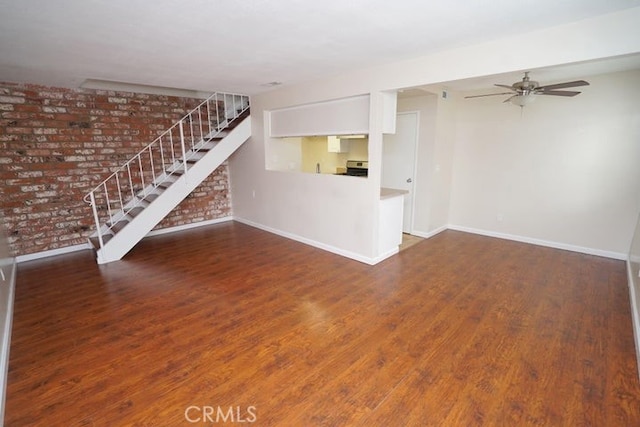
6, 127, 33, 134
0, 96, 25, 104
0, 80, 229, 257
13, 104, 41, 113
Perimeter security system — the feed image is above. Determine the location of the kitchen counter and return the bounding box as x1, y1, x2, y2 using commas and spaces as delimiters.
380, 187, 408, 200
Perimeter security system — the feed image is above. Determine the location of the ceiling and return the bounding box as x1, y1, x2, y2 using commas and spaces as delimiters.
0, 0, 639, 96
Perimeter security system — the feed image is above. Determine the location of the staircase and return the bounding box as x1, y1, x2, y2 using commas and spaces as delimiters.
84, 92, 251, 264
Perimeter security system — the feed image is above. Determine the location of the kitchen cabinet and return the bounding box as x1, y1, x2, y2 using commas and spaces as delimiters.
327, 136, 350, 153
269, 95, 369, 138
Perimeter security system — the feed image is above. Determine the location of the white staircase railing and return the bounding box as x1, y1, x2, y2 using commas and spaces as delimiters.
84, 92, 250, 249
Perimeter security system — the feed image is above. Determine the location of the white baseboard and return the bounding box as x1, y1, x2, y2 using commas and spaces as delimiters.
626, 259, 640, 382
372, 247, 400, 264
16, 216, 234, 263
145, 216, 233, 238
412, 225, 448, 239
230, 220, 626, 266
447, 224, 626, 260
233, 217, 382, 265
16, 243, 91, 263
16, 218, 626, 265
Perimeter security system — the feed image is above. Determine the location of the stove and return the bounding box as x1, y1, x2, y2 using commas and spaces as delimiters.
345, 160, 368, 177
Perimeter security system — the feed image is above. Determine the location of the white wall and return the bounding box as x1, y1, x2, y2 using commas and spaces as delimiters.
430, 91, 458, 233
0, 219, 16, 423
265, 135, 302, 172
229, 7, 640, 263
628, 213, 640, 378
449, 69, 640, 257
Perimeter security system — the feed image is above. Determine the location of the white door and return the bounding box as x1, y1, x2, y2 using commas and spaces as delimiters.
382, 112, 418, 233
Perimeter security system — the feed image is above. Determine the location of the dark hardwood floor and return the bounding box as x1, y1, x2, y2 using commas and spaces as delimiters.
6, 222, 640, 426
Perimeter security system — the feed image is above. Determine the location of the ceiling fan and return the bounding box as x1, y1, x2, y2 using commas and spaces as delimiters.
465, 72, 590, 107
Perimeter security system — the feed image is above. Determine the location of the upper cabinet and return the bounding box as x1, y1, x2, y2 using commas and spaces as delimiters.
327, 136, 349, 153
269, 95, 370, 138
267, 91, 398, 138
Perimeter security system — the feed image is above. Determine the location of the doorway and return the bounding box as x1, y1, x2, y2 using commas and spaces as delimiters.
382, 111, 419, 234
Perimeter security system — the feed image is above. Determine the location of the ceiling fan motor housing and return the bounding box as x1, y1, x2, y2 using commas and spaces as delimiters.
513, 72, 539, 95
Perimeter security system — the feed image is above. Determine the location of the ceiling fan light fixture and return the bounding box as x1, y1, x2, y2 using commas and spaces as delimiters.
510, 94, 536, 107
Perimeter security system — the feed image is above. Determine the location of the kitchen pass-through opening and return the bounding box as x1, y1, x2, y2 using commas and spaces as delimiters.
267, 135, 369, 176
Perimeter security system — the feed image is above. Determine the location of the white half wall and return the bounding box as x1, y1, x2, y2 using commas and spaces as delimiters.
231, 94, 380, 261
449, 69, 640, 256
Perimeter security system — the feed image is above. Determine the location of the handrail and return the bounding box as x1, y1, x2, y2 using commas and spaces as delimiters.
84, 91, 250, 247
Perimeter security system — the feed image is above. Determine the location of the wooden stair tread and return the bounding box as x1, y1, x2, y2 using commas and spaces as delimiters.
229, 109, 250, 123
186, 154, 207, 164
157, 180, 174, 189
142, 193, 160, 203
129, 206, 145, 218
89, 233, 113, 249
203, 109, 248, 141
109, 219, 129, 234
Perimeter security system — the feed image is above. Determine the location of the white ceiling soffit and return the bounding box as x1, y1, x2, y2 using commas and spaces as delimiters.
0, 0, 639, 95
402, 53, 640, 97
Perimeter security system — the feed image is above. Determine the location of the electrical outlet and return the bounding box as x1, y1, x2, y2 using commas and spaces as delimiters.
252, 190, 256, 199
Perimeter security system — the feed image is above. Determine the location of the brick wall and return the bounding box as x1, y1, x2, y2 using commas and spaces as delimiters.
0, 82, 232, 256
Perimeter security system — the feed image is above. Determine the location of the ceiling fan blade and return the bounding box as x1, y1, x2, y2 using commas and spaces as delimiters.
536, 80, 589, 91
503, 95, 516, 103
494, 84, 516, 90
465, 92, 514, 99
537, 90, 581, 97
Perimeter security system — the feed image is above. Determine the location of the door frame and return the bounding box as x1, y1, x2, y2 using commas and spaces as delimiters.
384, 110, 420, 234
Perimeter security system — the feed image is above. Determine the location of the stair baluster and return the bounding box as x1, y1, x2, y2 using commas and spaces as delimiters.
83, 92, 250, 263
